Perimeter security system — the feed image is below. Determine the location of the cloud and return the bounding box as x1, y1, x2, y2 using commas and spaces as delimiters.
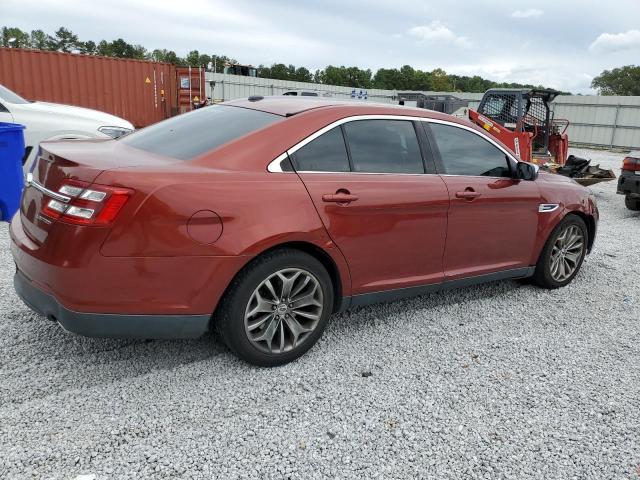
446, 62, 595, 95
407, 21, 472, 48
589, 29, 640, 53
511, 9, 543, 18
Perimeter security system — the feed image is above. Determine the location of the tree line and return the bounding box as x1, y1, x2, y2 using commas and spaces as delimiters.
591, 66, 640, 96
3, 26, 636, 95
1, 26, 238, 70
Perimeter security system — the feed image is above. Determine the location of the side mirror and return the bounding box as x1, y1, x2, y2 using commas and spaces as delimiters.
515, 161, 539, 181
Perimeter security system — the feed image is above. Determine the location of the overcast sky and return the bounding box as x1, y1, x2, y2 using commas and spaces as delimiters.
3, 0, 640, 93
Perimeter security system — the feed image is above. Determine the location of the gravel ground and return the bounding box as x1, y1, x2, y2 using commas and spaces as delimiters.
0, 148, 639, 480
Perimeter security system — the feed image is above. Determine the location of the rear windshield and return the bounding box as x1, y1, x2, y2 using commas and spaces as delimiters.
121, 105, 281, 160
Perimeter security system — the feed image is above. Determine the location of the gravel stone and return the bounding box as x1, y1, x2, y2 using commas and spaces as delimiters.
0, 148, 639, 479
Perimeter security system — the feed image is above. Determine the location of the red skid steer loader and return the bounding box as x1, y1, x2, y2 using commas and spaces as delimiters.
468, 88, 615, 186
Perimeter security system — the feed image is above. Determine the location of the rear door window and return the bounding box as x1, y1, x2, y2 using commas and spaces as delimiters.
429, 123, 512, 177
343, 120, 424, 174
121, 105, 281, 160
290, 126, 350, 172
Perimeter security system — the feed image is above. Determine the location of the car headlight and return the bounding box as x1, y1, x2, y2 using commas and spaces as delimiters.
99, 126, 133, 139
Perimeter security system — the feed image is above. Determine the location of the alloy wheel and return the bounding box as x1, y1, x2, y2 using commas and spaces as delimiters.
549, 225, 585, 282
244, 268, 324, 354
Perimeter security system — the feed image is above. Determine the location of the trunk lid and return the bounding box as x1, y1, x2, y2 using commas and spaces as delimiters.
20, 139, 176, 245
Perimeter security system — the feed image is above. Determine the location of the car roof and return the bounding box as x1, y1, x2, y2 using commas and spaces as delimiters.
225, 96, 425, 117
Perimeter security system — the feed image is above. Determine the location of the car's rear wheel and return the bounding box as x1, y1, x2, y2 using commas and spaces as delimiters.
532, 215, 588, 289
625, 195, 640, 211
216, 249, 334, 367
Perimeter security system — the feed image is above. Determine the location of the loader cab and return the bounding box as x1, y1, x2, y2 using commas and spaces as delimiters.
478, 88, 559, 157
223, 64, 258, 77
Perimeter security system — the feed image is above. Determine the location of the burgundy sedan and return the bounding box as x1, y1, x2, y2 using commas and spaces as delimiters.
10, 97, 598, 366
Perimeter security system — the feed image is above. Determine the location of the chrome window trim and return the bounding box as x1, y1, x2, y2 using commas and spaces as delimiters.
292, 171, 435, 176
26, 176, 71, 203
439, 174, 514, 180
267, 114, 519, 174
269, 152, 290, 173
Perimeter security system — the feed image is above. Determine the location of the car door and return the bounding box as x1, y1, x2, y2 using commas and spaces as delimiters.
292, 118, 450, 296
426, 121, 541, 279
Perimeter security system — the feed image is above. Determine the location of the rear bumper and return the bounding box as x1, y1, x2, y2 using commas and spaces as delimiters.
9, 212, 249, 316
14, 269, 210, 339
617, 172, 640, 197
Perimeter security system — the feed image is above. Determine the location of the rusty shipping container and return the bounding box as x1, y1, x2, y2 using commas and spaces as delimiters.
0, 48, 180, 128
175, 66, 207, 114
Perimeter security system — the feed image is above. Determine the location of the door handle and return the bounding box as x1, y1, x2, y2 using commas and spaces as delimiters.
455, 190, 481, 200
322, 192, 359, 203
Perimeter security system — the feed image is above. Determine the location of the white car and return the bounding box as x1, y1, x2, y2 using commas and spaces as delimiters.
0, 84, 134, 171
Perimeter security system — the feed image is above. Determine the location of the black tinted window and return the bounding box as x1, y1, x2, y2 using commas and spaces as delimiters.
430, 123, 511, 177
343, 120, 423, 173
291, 127, 349, 172
121, 105, 280, 160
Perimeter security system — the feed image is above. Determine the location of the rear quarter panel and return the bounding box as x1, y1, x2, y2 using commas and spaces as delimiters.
98, 167, 331, 257
97, 165, 353, 298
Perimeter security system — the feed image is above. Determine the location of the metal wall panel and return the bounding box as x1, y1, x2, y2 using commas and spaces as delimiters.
614, 128, 640, 149
555, 104, 619, 125
206, 73, 396, 103
0, 48, 176, 127
553, 96, 640, 148
567, 125, 613, 147
617, 107, 640, 128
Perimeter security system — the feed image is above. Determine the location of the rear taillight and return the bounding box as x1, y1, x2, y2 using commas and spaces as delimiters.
42, 180, 134, 225
622, 156, 640, 172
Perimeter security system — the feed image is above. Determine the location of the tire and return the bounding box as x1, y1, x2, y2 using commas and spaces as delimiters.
532, 215, 588, 289
625, 195, 640, 211
215, 248, 334, 367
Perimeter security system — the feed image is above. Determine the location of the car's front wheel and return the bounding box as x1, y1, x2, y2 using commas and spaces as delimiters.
216, 249, 334, 367
532, 215, 588, 289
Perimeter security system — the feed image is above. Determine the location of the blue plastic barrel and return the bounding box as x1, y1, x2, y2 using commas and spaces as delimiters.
0, 122, 26, 222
